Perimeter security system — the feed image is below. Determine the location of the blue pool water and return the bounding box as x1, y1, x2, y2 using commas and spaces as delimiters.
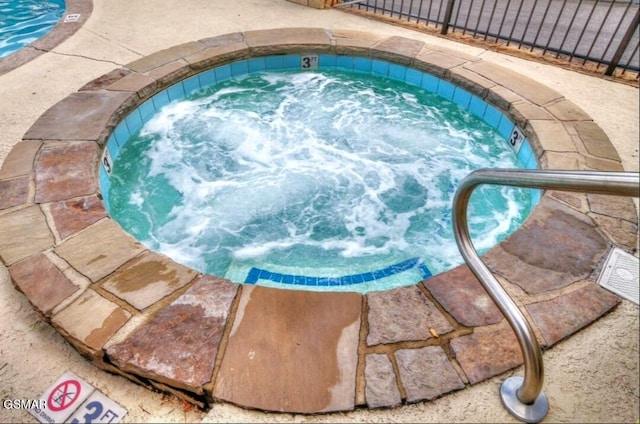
105, 62, 538, 293
0, 0, 65, 59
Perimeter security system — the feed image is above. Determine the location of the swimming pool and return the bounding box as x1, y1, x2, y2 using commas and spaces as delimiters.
101, 54, 539, 292
0, 0, 65, 59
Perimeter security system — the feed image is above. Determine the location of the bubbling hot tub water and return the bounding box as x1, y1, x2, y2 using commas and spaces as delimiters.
107, 69, 533, 292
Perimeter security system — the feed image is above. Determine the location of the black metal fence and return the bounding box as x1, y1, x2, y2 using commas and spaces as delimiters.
339, 0, 639, 77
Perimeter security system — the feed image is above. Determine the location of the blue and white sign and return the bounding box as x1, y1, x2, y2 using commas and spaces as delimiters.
27, 371, 127, 424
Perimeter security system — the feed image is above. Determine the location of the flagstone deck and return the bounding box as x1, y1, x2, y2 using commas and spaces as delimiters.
0, 28, 637, 413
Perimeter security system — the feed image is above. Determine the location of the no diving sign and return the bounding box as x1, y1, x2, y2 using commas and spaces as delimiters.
28, 371, 126, 423
48, 379, 82, 412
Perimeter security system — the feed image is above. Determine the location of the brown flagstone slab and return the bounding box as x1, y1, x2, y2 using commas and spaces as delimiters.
366, 285, 453, 346
450, 325, 523, 385
364, 353, 401, 409
9, 253, 78, 317
0, 176, 29, 210
79, 68, 132, 91
106, 71, 157, 98
484, 196, 607, 294
509, 101, 555, 127
0, 140, 41, 179
464, 61, 563, 106
422, 265, 503, 327
48, 195, 108, 240
34, 141, 99, 203
214, 285, 361, 413
331, 29, 386, 53
525, 283, 620, 347
188, 33, 250, 70
575, 121, 623, 161
23, 91, 133, 141
126, 42, 206, 73
545, 99, 592, 121
0, 205, 54, 265
101, 251, 198, 311
372, 36, 425, 64
52, 289, 131, 357
146, 60, 192, 88
54, 218, 146, 282
245, 28, 332, 53
589, 214, 638, 251
485, 85, 523, 111
106, 275, 238, 394
413, 50, 467, 77
448, 66, 496, 98
395, 346, 465, 402
585, 156, 625, 171
527, 120, 576, 155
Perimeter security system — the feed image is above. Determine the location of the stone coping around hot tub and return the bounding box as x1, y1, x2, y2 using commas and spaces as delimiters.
0, 0, 93, 76
0, 28, 637, 413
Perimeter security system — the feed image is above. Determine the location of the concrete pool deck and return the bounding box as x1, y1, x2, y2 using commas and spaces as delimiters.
0, 1, 638, 423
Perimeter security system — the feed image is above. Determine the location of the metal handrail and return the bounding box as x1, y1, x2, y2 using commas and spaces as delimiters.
452, 169, 640, 423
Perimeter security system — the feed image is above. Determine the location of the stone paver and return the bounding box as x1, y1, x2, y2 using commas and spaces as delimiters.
450, 325, 523, 385
0, 176, 29, 210
9, 253, 78, 316
101, 251, 198, 310
54, 218, 146, 282
1, 28, 636, 414
526, 283, 619, 347
367, 285, 453, 345
465, 61, 563, 106
214, 285, 361, 413
373, 36, 425, 64
575, 121, 623, 161
395, 346, 465, 402
244, 28, 332, 53
127, 42, 205, 73
422, 265, 503, 327
48, 195, 107, 240
414, 50, 468, 77
23, 91, 133, 141
0, 140, 41, 179
107, 275, 237, 394
34, 141, 99, 203
545, 99, 592, 121
485, 196, 608, 294
527, 120, 576, 154
588, 194, 639, 223
364, 353, 402, 409
0, 205, 54, 265
52, 289, 131, 357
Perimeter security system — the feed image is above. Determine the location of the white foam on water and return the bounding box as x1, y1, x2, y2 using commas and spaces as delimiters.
108, 70, 532, 285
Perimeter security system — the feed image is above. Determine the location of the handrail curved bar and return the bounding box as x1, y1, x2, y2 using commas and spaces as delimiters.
452, 169, 640, 423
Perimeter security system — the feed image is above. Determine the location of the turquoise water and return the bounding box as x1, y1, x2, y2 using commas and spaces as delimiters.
0, 0, 65, 59
108, 70, 534, 292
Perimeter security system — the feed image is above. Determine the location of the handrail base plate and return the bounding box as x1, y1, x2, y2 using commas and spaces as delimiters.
500, 376, 549, 423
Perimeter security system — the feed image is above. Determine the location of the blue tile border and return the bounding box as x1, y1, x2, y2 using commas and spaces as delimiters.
101, 54, 539, 173
244, 257, 431, 287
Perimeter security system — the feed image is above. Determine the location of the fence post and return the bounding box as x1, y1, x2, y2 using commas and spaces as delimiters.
605, 7, 639, 76
441, 0, 457, 35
